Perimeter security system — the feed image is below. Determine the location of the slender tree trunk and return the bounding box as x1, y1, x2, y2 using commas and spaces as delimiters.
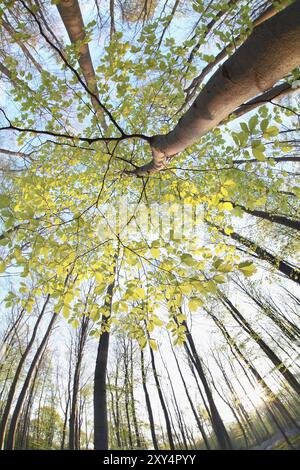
1, 16, 43, 73
0, 295, 50, 449
124, 351, 133, 449
208, 308, 300, 430
212, 223, 300, 284
148, 341, 175, 450
219, 293, 300, 395
61, 345, 73, 450
140, 349, 159, 450
107, 375, 121, 448
159, 346, 188, 448
109, 0, 116, 41
169, 337, 211, 449
69, 315, 90, 450
224, 201, 300, 232
129, 341, 141, 448
180, 317, 233, 449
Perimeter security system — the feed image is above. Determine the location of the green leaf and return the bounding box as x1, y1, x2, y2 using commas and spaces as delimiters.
238, 261, 257, 277
213, 274, 226, 283
0, 195, 10, 209
0, 260, 6, 273
188, 297, 204, 311
152, 316, 164, 327
248, 115, 258, 133
149, 339, 158, 351
219, 202, 233, 211
134, 287, 146, 299
150, 248, 160, 259
263, 126, 279, 139
252, 148, 266, 161
95, 271, 104, 283
181, 253, 196, 266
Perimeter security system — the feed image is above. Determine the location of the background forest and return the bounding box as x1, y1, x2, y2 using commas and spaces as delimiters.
0, 0, 300, 451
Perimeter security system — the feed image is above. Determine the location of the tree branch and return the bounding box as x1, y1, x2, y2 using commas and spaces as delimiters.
20, 0, 123, 135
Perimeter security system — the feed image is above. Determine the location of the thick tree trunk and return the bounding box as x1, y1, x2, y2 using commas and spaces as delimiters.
93, 287, 113, 450
93, 254, 118, 450
57, 0, 107, 129
133, 0, 300, 174
184, 3, 282, 99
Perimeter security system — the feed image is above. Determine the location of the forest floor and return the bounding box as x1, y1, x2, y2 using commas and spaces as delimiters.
253, 425, 300, 450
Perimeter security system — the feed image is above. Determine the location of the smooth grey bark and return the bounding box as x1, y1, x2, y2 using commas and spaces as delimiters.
184, 3, 281, 99
93, 281, 114, 450
133, 0, 300, 174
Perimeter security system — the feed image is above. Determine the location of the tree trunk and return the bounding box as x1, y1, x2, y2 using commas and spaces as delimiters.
212, 223, 300, 284
208, 309, 300, 435
169, 337, 211, 449
184, 3, 283, 99
148, 342, 175, 450
5, 311, 57, 449
219, 293, 300, 395
181, 319, 233, 450
225, 201, 300, 232
129, 341, 142, 448
0, 295, 50, 449
69, 315, 90, 450
132, 0, 300, 174
93, 255, 118, 450
57, 0, 107, 129
140, 349, 159, 450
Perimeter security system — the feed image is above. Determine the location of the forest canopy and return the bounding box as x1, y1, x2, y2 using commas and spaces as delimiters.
0, 0, 299, 453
